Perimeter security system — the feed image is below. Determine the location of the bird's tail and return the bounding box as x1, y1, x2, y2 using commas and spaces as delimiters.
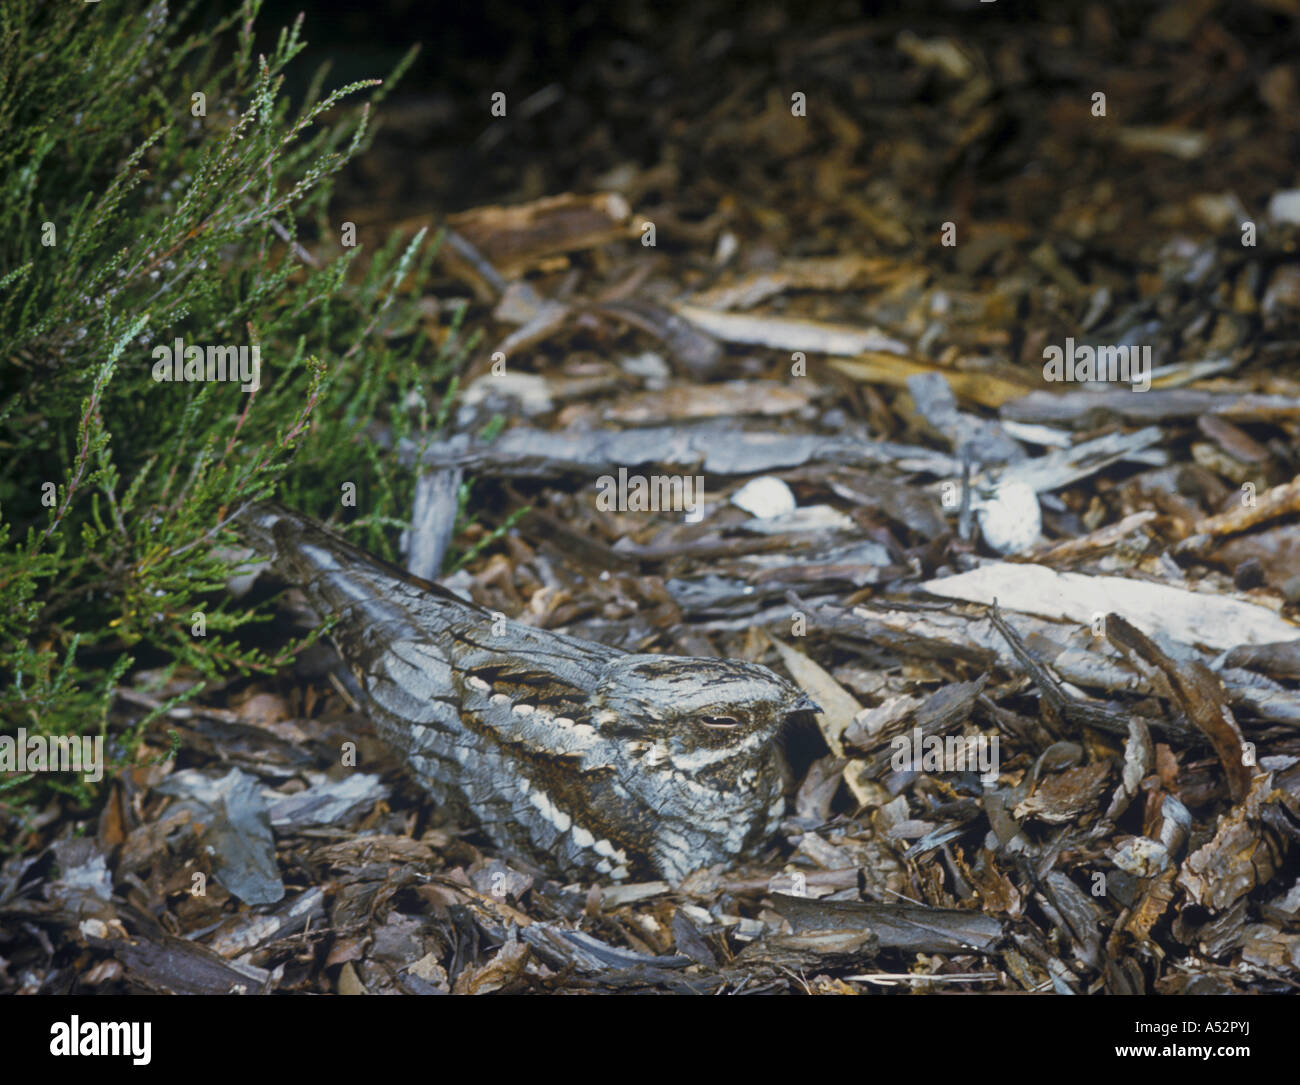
233, 500, 455, 643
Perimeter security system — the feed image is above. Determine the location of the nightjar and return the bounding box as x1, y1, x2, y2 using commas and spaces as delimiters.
236, 502, 817, 884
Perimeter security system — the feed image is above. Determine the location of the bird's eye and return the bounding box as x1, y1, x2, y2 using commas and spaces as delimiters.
699, 715, 740, 729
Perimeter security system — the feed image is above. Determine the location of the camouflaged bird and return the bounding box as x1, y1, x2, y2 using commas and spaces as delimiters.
236, 502, 817, 884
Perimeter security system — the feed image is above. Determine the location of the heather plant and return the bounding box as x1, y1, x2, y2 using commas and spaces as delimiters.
0, 0, 473, 830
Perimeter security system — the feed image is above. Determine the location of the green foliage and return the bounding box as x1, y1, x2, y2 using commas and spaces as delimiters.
0, 0, 474, 828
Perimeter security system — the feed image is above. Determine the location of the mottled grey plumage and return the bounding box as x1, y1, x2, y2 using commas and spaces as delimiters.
237, 501, 816, 883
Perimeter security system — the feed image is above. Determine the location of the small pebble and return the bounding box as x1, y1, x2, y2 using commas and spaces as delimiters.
976, 480, 1041, 554
731, 476, 796, 519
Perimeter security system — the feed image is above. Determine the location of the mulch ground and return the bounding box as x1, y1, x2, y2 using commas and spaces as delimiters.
5, 0, 1300, 994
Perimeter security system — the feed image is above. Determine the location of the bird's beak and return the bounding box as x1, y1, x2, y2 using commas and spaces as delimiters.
791, 691, 822, 714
